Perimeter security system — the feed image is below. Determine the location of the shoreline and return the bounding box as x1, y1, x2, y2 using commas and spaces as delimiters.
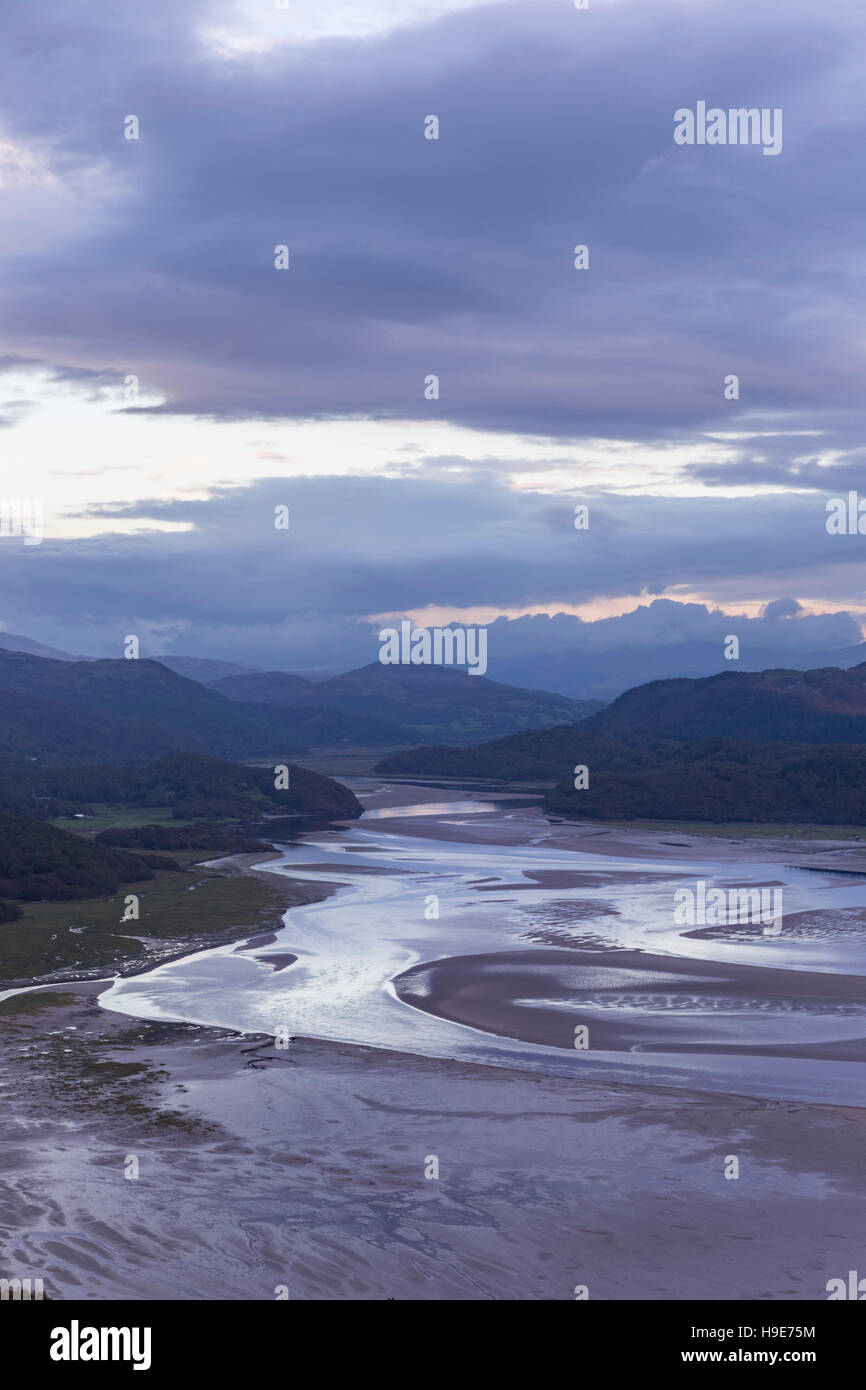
2, 978, 863, 1300
0, 849, 338, 995
359, 801, 866, 871
3, 790, 865, 1300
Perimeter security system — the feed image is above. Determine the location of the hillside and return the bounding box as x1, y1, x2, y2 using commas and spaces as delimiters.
377, 662, 866, 824
0, 813, 156, 903
0, 650, 601, 761
158, 656, 260, 682
376, 728, 664, 782
0, 650, 407, 762
212, 662, 602, 745
544, 742, 866, 824
0, 751, 362, 822
0, 630, 82, 661
209, 670, 319, 704
581, 664, 866, 743
0, 684, 184, 764
265, 704, 410, 747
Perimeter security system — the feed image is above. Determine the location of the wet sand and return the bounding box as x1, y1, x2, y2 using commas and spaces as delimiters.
1, 982, 863, 1301
360, 797, 866, 873
2, 787, 865, 1301
393, 947, 866, 1060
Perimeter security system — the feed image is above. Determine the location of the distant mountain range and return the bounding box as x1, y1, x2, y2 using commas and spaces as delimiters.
160, 629, 866, 702
1, 632, 865, 823
0, 629, 82, 661
463, 606, 866, 699
206, 661, 601, 744
5, 608, 866, 702
159, 655, 260, 683
0, 647, 602, 763
0, 649, 314, 762
0, 649, 429, 761
484, 637, 866, 701
378, 662, 866, 824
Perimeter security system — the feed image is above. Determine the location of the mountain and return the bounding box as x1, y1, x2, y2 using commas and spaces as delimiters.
580, 664, 866, 744
486, 641, 790, 701
486, 639, 866, 701
378, 662, 866, 824
158, 656, 261, 682
0, 650, 315, 763
0, 649, 583, 762
0, 630, 81, 661
211, 662, 603, 745
543, 741, 866, 824
208, 671, 319, 703
0, 684, 183, 764
169, 668, 412, 746
273, 705, 409, 746
798, 642, 866, 670
377, 728, 658, 782
462, 605, 866, 699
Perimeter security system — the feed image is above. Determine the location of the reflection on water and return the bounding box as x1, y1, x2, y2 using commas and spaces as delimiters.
362, 796, 540, 819
363, 799, 495, 818
99, 789, 866, 1105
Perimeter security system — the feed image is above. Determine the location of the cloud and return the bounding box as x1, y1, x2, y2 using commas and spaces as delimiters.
762, 597, 803, 620
1, 0, 865, 666
0, 472, 862, 665
0, 0, 864, 441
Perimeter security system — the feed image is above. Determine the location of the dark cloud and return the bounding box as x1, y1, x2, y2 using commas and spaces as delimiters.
762, 597, 803, 620
0, 473, 861, 665
0, 0, 864, 438
686, 429, 866, 492
1, 0, 865, 664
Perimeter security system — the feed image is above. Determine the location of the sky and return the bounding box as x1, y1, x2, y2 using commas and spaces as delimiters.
0, 0, 864, 669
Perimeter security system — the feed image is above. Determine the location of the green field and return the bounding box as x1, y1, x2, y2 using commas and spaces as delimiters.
0, 860, 289, 985
51, 804, 191, 833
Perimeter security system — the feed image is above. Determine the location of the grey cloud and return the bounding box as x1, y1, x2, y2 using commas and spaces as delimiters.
0, 472, 859, 665
0, 0, 864, 440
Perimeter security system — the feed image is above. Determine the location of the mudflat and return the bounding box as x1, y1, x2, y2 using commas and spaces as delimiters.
0, 982, 862, 1301
2, 787, 864, 1301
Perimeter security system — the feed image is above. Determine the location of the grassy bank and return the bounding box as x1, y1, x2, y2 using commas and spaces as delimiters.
0, 854, 325, 987
50, 805, 186, 833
